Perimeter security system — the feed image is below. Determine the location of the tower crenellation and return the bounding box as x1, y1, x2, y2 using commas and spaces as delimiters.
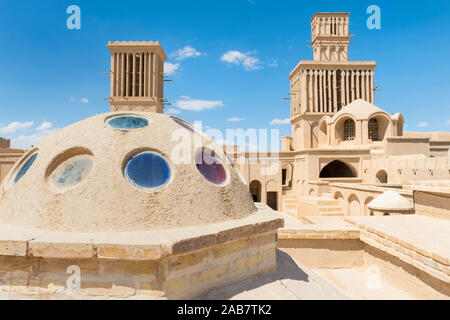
311, 13, 350, 62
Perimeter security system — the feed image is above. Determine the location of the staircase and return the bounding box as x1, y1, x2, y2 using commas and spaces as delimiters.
316, 198, 345, 216
281, 190, 298, 216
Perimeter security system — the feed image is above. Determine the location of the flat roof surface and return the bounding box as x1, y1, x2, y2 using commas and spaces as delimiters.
200, 250, 348, 300
344, 215, 450, 266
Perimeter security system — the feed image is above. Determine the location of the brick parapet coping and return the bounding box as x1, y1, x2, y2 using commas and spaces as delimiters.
278, 217, 449, 284
0, 210, 283, 261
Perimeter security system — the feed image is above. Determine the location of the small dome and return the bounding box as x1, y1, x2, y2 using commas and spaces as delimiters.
331, 99, 389, 122
0, 112, 256, 232
367, 190, 413, 211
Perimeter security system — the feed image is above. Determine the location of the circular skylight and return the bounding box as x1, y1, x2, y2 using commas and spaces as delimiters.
107, 115, 149, 130
10, 152, 38, 187
48, 154, 93, 192
125, 151, 171, 190
195, 148, 227, 185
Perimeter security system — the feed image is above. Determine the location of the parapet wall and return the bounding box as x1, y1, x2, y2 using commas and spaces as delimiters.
405, 182, 450, 220
0, 207, 283, 299
362, 156, 450, 184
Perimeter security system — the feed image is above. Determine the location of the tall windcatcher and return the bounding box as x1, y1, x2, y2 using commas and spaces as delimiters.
107, 41, 166, 113
290, 13, 376, 118
289, 13, 377, 150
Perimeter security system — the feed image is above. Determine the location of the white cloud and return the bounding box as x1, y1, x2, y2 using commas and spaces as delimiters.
270, 118, 290, 125
0, 120, 57, 148
81, 97, 89, 103
13, 132, 51, 149
11, 125, 57, 149
227, 117, 245, 122
445, 120, 450, 126
0, 121, 34, 134
36, 122, 53, 131
220, 50, 261, 71
417, 122, 428, 128
175, 96, 224, 111
170, 46, 202, 61
166, 108, 182, 115
164, 62, 180, 76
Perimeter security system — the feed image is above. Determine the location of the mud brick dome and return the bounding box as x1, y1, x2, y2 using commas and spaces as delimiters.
0, 112, 256, 232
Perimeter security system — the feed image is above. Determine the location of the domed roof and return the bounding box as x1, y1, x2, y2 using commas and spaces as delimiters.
0, 112, 256, 232
331, 99, 390, 122
367, 190, 413, 211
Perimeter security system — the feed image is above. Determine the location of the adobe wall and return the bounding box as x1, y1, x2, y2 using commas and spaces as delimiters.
0, 210, 283, 299
361, 156, 450, 184
413, 189, 450, 220
0, 148, 25, 183
330, 183, 414, 216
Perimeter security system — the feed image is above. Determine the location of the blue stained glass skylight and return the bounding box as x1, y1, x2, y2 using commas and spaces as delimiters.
13, 152, 38, 185
171, 117, 195, 133
49, 155, 93, 191
125, 151, 171, 190
195, 149, 227, 185
107, 116, 149, 130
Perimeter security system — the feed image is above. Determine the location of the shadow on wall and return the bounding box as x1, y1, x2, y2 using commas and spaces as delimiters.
199, 250, 309, 300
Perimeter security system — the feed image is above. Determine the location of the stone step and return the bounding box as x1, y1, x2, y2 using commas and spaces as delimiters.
318, 206, 343, 213
283, 208, 298, 216
283, 199, 298, 205
320, 211, 345, 216
317, 200, 341, 207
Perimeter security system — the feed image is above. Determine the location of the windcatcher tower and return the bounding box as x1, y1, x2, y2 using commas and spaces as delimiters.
107, 41, 167, 113
289, 13, 376, 149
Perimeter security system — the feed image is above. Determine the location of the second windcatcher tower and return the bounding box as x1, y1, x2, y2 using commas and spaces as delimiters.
107, 41, 167, 113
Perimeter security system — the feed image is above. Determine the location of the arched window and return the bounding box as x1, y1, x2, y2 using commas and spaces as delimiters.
376, 170, 388, 184
249, 180, 262, 202
344, 119, 355, 141
368, 118, 379, 141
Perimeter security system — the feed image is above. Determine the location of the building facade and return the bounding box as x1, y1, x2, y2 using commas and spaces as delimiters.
1, 13, 449, 220
228, 13, 450, 219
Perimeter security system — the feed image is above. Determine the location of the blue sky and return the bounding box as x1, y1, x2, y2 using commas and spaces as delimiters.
0, 0, 449, 148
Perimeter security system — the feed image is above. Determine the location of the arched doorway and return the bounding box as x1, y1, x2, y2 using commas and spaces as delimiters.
334, 191, 346, 213
249, 180, 262, 202
376, 170, 388, 184
320, 160, 357, 178
348, 194, 360, 216
364, 197, 374, 216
